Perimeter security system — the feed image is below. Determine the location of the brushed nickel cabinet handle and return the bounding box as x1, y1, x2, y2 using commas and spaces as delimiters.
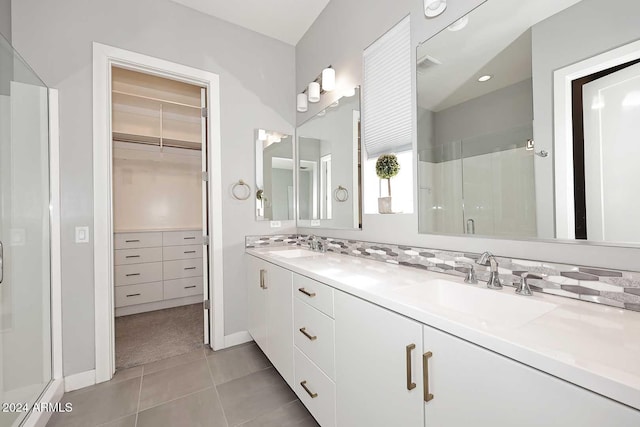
406, 344, 416, 391
184, 250, 197, 254
184, 236, 196, 240
125, 255, 140, 259
259, 269, 267, 289
299, 327, 317, 341
184, 285, 197, 289
298, 288, 316, 297
126, 293, 141, 297
423, 351, 434, 402
300, 381, 318, 398
184, 267, 197, 270
125, 273, 140, 277
125, 239, 140, 243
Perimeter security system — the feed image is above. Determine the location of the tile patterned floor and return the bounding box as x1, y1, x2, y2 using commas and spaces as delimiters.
47, 343, 319, 427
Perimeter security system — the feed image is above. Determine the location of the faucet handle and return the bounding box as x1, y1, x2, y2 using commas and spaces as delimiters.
457, 262, 478, 284
516, 272, 543, 296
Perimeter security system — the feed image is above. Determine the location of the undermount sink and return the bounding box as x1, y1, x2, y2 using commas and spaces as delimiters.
268, 248, 323, 259
393, 279, 557, 330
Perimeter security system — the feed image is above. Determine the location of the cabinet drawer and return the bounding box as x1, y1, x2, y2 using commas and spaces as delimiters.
164, 277, 203, 300
114, 247, 162, 265
294, 274, 334, 318
115, 262, 163, 286
294, 298, 335, 380
115, 282, 163, 307
114, 232, 162, 250
163, 259, 202, 280
163, 230, 204, 246
163, 245, 202, 261
294, 348, 335, 427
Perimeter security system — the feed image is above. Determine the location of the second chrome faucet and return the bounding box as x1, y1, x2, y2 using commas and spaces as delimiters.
476, 251, 502, 290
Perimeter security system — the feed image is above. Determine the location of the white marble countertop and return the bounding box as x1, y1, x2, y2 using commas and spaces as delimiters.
246, 246, 640, 410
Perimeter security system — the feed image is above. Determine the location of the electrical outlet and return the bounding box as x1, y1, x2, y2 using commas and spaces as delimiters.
270, 221, 281, 228
75, 226, 90, 243
311, 220, 321, 227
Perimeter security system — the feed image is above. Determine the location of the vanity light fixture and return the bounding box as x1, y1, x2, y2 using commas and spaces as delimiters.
322, 67, 336, 92
448, 15, 468, 31
478, 74, 492, 82
424, 0, 447, 18
308, 82, 321, 103
258, 129, 267, 141
297, 93, 308, 112
343, 87, 356, 97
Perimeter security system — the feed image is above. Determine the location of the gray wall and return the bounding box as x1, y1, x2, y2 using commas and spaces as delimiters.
0, 0, 9, 42
12, 0, 295, 376
296, 0, 640, 272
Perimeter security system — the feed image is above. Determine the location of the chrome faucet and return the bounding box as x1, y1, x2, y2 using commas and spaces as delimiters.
307, 235, 325, 252
516, 272, 542, 296
476, 251, 502, 289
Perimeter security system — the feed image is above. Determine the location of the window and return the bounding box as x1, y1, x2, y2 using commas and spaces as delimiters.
364, 150, 414, 214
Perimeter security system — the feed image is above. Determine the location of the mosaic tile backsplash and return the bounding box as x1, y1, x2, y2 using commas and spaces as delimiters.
246, 234, 640, 313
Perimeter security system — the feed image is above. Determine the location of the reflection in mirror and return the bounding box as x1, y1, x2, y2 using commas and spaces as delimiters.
255, 129, 294, 221
417, 0, 640, 245
297, 88, 362, 229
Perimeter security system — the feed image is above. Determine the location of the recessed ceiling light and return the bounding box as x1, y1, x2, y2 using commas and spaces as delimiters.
424, 0, 447, 18
447, 16, 469, 32
478, 75, 492, 82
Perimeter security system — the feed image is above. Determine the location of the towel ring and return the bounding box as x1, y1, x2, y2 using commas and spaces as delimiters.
334, 185, 349, 202
232, 179, 251, 201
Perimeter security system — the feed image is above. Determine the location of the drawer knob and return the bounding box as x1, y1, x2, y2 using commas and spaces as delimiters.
299, 327, 317, 341
126, 293, 141, 297
300, 381, 318, 398
298, 288, 316, 298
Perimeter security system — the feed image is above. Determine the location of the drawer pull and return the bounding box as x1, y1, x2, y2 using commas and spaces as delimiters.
184, 236, 196, 240
184, 285, 197, 289
298, 288, 316, 298
125, 239, 140, 243
125, 255, 140, 259
406, 344, 416, 391
299, 327, 317, 341
300, 381, 318, 398
125, 273, 140, 277
184, 250, 197, 254
126, 293, 141, 297
184, 267, 197, 270
423, 351, 434, 402
259, 269, 267, 289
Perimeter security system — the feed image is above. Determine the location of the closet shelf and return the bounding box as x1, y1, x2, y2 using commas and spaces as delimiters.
113, 132, 201, 151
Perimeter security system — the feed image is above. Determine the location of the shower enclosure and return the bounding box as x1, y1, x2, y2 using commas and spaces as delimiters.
0, 34, 54, 426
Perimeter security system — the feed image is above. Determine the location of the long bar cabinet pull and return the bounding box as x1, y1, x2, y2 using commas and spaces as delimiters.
259, 269, 267, 289
423, 351, 434, 402
406, 343, 417, 390
300, 381, 318, 398
298, 288, 316, 297
299, 327, 317, 341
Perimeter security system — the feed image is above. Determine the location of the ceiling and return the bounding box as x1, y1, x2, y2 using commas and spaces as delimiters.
170, 0, 331, 45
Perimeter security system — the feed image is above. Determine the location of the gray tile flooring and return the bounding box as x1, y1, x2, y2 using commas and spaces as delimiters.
47, 343, 319, 427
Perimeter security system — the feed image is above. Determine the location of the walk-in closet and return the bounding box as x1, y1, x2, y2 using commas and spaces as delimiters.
110, 67, 208, 368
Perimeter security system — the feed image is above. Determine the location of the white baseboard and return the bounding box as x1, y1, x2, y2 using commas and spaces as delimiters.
22, 378, 64, 427
64, 370, 96, 392
115, 295, 202, 317
224, 331, 253, 348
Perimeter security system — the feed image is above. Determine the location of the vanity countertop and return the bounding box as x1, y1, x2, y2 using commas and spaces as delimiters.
246, 246, 640, 410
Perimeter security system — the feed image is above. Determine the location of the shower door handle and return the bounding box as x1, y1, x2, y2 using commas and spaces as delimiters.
0, 240, 3, 284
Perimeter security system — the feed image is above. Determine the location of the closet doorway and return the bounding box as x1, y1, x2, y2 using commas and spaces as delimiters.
93, 43, 224, 383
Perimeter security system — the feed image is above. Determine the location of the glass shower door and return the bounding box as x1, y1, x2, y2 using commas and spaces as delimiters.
0, 35, 52, 426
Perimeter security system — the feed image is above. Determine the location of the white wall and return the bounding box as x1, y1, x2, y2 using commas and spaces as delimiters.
296, 0, 640, 272
11, 0, 296, 376
0, 0, 9, 42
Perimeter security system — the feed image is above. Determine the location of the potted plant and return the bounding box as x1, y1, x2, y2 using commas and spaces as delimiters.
375, 154, 400, 214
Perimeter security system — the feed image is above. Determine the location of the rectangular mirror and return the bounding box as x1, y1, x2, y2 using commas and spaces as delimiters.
417, 0, 640, 246
297, 88, 362, 229
255, 129, 294, 221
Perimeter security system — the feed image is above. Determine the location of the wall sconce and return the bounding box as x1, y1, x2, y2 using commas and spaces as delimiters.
258, 129, 267, 141
308, 82, 321, 103
424, 0, 447, 17
322, 67, 335, 92
297, 65, 335, 112
297, 93, 308, 112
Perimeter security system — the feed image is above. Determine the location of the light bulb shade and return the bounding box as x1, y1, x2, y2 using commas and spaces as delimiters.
258, 129, 267, 141
308, 82, 321, 103
343, 87, 356, 97
322, 68, 336, 92
424, 0, 447, 17
297, 93, 308, 112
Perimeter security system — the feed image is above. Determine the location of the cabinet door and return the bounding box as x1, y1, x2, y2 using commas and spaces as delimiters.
423, 325, 640, 427
266, 264, 294, 386
246, 255, 267, 352
335, 291, 424, 427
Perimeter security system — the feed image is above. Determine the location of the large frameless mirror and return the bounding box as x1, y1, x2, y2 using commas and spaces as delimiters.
297, 88, 362, 229
255, 129, 294, 221
416, 0, 640, 245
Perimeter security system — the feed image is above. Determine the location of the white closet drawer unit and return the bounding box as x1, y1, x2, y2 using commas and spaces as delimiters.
294, 348, 336, 427
164, 277, 203, 300
114, 247, 162, 266
294, 274, 334, 318
163, 259, 202, 280
114, 232, 163, 250
163, 230, 203, 246
294, 298, 335, 380
163, 244, 202, 261
115, 262, 163, 286
115, 282, 163, 307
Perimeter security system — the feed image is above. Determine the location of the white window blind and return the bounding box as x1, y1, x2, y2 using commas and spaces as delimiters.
363, 15, 412, 159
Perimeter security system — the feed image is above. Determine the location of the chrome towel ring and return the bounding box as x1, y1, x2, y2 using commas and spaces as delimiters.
232, 179, 251, 200
334, 185, 349, 202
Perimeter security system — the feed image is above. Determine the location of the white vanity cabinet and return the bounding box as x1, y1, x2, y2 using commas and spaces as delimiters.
246, 255, 294, 386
